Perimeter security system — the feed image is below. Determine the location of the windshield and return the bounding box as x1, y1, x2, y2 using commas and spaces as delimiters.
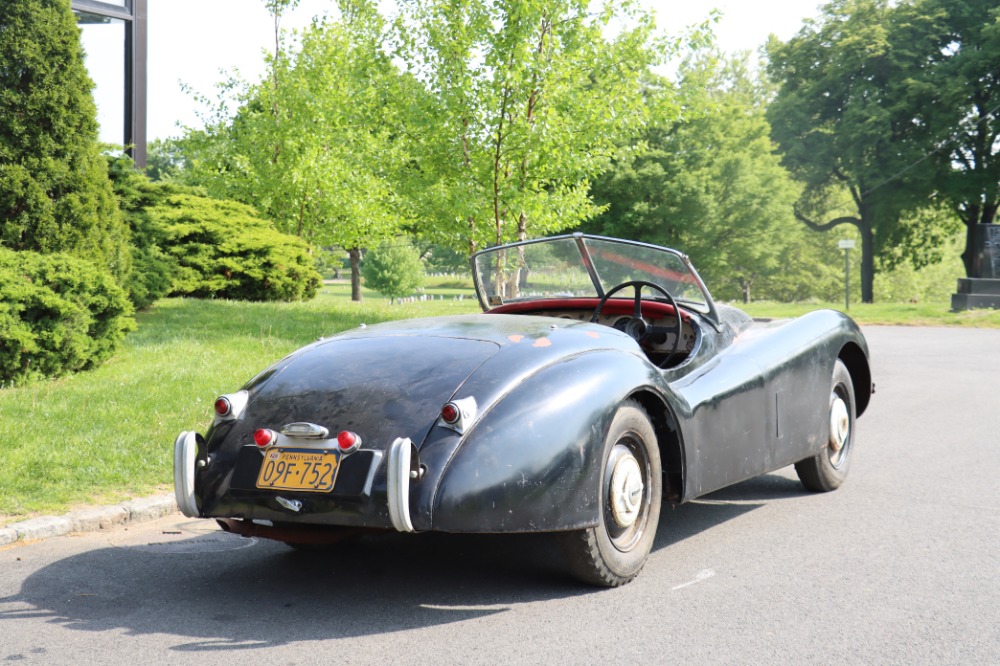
472, 234, 715, 316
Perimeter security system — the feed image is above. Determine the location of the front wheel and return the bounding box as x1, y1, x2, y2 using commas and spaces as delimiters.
559, 400, 662, 587
795, 359, 856, 492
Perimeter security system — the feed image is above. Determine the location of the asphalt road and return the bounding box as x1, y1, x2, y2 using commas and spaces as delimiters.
1, 326, 997, 665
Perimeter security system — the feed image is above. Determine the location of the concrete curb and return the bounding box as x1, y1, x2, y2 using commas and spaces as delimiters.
0, 495, 178, 547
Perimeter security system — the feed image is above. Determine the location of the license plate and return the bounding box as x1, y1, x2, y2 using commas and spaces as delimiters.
256, 448, 340, 492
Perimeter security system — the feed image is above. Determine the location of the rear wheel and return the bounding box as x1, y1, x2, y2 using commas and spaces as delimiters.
795, 359, 856, 492
559, 400, 662, 587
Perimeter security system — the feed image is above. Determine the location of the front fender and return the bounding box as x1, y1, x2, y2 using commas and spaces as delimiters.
430, 350, 666, 533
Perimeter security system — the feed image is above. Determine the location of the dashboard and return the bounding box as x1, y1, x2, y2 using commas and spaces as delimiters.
530, 308, 697, 355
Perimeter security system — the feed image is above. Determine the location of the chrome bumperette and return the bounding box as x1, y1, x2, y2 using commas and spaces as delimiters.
173, 431, 199, 518
387, 437, 415, 532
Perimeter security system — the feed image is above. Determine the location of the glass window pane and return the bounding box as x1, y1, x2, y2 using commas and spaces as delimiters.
75, 13, 125, 146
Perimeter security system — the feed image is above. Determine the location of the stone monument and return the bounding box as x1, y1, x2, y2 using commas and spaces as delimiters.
952, 224, 1000, 310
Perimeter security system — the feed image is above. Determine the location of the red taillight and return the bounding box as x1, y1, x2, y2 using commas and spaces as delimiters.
253, 429, 274, 447
337, 430, 360, 452
214, 397, 231, 416
441, 403, 460, 424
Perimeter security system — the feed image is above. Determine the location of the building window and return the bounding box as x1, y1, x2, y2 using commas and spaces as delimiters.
71, 0, 146, 167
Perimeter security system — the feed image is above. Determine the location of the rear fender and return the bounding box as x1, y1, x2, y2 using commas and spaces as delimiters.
430, 350, 667, 533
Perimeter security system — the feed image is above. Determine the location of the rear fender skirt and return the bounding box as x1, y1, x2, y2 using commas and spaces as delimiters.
431, 350, 673, 533
174, 431, 200, 518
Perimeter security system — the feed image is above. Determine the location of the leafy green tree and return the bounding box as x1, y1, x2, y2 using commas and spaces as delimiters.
588, 52, 807, 303
144, 138, 186, 182
395, 0, 669, 270
766, 0, 943, 303
181, 0, 408, 302
362, 240, 425, 301
0, 0, 131, 282
898, 0, 1000, 277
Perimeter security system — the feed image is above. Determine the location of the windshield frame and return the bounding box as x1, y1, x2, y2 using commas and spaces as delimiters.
470, 233, 719, 324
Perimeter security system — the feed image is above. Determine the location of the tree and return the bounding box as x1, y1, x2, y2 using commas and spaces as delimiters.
0, 0, 131, 282
395, 0, 669, 273
362, 240, 425, 301
587, 52, 806, 303
900, 0, 1000, 277
181, 0, 408, 301
144, 138, 186, 182
766, 0, 936, 303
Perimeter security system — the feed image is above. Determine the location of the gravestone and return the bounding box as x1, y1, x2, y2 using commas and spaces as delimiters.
952, 224, 1000, 310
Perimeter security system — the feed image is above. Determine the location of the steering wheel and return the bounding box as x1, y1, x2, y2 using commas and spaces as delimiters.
591, 280, 682, 358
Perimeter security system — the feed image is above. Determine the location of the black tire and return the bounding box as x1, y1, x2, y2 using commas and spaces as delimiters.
559, 400, 662, 587
795, 359, 856, 492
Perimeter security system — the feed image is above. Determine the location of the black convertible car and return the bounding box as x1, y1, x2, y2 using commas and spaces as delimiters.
175, 234, 872, 586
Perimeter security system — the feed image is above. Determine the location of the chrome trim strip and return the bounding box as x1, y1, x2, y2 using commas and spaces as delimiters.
173, 431, 199, 518
387, 437, 414, 532
363, 451, 384, 497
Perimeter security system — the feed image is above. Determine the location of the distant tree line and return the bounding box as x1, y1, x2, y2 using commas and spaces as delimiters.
3, 0, 998, 382
170, 0, 998, 305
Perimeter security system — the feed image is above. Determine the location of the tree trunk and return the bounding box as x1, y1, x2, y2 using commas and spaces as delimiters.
960, 204, 981, 278
962, 220, 976, 278
349, 247, 363, 302
860, 222, 875, 304
505, 213, 529, 299
794, 208, 876, 302
959, 203, 998, 278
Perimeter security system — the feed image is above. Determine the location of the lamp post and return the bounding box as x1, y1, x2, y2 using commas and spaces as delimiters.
838, 239, 855, 310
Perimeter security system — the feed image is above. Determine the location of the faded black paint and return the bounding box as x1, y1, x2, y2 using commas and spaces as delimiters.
189, 306, 870, 535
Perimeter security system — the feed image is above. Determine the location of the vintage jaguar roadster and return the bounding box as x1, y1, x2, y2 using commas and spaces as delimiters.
174, 233, 872, 586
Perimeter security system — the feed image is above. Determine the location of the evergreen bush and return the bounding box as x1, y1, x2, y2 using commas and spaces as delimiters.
151, 193, 321, 302
0, 248, 134, 386
105, 154, 176, 309
0, 0, 132, 283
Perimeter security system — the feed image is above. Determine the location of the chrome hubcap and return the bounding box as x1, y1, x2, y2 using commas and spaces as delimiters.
830, 396, 850, 453
609, 454, 644, 529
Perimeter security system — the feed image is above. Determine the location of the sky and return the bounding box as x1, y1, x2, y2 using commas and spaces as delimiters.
85, 0, 824, 143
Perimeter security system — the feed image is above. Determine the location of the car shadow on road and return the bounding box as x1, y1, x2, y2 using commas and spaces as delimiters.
0, 473, 803, 652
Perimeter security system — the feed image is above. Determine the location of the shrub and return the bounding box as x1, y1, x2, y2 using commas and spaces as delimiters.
0, 248, 135, 386
0, 0, 132, 283
105, 154, 177, 309
151, 193, 321, 302
362, 240, 425, 301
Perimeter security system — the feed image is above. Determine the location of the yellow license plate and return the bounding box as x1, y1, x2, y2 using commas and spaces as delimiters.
256, 448, 340, 492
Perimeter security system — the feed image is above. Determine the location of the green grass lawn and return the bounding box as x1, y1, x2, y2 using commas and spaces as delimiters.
0, 287, 478, 523
1, 283, 997, 524
736, 300, 1000, 327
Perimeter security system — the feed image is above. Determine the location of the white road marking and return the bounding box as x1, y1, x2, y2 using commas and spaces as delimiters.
671, 568, 716, 590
